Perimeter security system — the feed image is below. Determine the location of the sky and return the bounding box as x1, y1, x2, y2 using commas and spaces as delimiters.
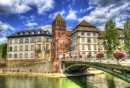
0, 0, 130, 44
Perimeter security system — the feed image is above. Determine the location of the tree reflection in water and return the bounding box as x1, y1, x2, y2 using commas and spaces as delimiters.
0, 73, 129, 88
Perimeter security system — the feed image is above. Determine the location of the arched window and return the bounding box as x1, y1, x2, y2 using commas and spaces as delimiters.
25, 38, 29, 43
31, 38, 35, 43
19, 39, 23, 43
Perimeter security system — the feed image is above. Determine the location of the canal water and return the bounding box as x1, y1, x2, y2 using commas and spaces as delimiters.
0, 73, 129, 88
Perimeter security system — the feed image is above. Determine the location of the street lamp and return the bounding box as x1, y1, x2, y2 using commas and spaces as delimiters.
56, 38, 60, 58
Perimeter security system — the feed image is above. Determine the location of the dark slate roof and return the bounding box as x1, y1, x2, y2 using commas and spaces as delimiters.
7, 29, 52, 38
78, 20, 96, 27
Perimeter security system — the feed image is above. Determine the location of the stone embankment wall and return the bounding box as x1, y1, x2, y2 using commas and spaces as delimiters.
0, 60, 6, 67
0, 59, 53, 73
6, 59, 45, 66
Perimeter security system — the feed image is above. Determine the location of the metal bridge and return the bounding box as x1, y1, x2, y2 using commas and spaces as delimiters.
56, 57, 130, 83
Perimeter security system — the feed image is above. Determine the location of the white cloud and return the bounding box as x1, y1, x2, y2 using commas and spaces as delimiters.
78, 2, 130, 30
0, 0, 55, 14
87, 6, 94, 11
48, 10, 65, 20
0, 37, 6, 43
89, 0, 126, 7
40, 25, 52, 34
0, 21, 15, 32
0, 21, 15, 43
66, 10, 77, 20
26, 23, 38, 27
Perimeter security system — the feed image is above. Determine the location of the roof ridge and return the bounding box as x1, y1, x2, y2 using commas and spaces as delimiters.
78, 20, 95, 27
54, 13, 65, 22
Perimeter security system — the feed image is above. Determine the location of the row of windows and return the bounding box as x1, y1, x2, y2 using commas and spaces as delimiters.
9, 37, 50, 44
8, 52, 50, 58
9, 45, 35, 51
71, 45, 78, 51
119, 34, 124, 37
81, 32, 97, 36
9, 44, 50, 51
121, 39, 124, 43
71, 39, 78, 45
71, 33, 78, 39
81, 45, 105, 50
81, 38, 97, 43
56, 21, 65, 26
8, 53, 34, 58
83, 27, 93, 30
17, 31, 49, 36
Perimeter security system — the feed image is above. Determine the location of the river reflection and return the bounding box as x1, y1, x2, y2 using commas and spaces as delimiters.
0, 73, 130, 88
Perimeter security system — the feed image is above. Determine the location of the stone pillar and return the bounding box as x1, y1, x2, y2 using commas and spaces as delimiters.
60, 62, 66, 74
78, 32, 80, 56
97, 33, 100, 53
42, 36, 45, 60
35, 36, 37, 59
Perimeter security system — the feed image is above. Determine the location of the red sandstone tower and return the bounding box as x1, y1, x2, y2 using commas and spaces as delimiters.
51, 14, 71, 59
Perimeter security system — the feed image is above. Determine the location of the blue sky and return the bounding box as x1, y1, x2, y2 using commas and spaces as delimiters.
0, 0, 130, 44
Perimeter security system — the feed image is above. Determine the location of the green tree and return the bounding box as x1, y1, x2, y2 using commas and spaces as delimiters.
102, 19, 120, 57
123, 18, 130, 57
0, 43, 7, 59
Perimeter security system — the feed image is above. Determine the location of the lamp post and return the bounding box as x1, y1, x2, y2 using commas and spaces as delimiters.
56, 38, 60, 58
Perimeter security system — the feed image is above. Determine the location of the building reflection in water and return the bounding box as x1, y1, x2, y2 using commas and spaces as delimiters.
0, 72, 129, 88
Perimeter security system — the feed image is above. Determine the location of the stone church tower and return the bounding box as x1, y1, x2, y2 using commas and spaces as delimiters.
51, 14, 71, 59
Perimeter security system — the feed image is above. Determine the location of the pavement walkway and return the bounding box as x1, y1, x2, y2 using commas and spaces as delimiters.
0, 70, 104, 77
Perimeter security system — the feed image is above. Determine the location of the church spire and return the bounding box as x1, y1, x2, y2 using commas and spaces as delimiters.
54, 13, 65, 22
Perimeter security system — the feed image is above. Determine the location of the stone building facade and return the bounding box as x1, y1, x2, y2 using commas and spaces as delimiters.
70, 20, 106, 57
51, 14, 72, 59
6, 29, 51, 60
70, 20, 125, 57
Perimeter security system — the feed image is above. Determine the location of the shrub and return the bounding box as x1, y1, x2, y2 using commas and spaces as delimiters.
51, 71, 54, 73
113, 52, 125, 61
61, 57, 66, 60
96, 53, 104, 58
74, 56, 77, 59
51, 58, 54, 61
87, 54, 91, 58
56, 58, 59, 60
79, 55, 82, 58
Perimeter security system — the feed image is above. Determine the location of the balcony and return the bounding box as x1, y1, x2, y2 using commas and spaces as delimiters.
37, 49, 41, 52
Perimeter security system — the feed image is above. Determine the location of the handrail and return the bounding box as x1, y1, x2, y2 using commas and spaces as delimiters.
54, 57, 130, 66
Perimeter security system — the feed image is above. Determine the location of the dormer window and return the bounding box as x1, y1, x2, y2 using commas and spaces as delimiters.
47, 31, 49, 34
16, 33, 19, 36
32, 32, 34, 34
38, 31, 40, 34
90, 27, 92, 30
